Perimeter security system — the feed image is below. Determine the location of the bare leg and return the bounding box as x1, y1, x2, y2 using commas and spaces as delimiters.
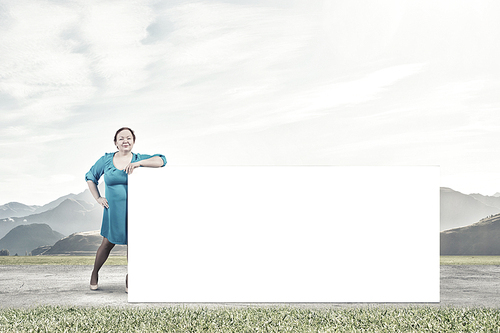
90, 237, 115, 286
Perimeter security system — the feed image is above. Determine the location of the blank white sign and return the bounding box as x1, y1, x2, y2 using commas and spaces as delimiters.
128, 166, 439, 303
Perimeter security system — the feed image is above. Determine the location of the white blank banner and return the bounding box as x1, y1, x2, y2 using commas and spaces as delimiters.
128, 166, 439, 303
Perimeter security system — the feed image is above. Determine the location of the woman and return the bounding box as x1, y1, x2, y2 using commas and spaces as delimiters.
85, 127, 166, 292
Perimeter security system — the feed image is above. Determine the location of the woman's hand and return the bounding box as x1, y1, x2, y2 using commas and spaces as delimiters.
123, 162, 140, 175
97, 197, 109, 209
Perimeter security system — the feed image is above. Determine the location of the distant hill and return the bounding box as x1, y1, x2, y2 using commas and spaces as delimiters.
31, 187, 101, 215
33, 230, 127, 256
0, 202, 39, 219
0, 198, 102, 238
441, 214, 500, 255
0, 186, 102, 219
0, 218, 20, 240
31, 245, 52, 256
0, 224, 65, 256
469, 193, 500, 210
440, 187, 500, 231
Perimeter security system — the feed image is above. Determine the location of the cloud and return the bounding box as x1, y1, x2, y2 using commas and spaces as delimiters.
2, 0, 500, 204
0, 1, 97, 129
141, 16, 175, 45
176, 63, 427, 136
49, 174, 76, 184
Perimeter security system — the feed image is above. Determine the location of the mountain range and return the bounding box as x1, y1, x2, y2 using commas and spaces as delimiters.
0, 202, 39, 219
0, 187, 100, 219
440, 187, 500, 231
1, 186, 500, 255
0, 185, 104, 239
2, 198, 102, 237
0, 186, 107, 256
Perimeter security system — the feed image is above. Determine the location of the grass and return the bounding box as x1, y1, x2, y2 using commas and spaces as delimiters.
1, 256, 500, 265
0, 255, 127, 265
440, 256, 500, 265
0, 305, 499, 332
0, 257, 499, 332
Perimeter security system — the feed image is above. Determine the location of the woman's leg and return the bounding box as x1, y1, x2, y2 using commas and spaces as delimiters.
90, 237, 115, 285
126, 245, 128, 289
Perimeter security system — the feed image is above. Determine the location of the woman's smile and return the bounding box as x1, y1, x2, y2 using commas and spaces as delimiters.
115, 129, 135, 151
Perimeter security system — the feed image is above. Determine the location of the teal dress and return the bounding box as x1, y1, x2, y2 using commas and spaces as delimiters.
85, 152, 167, 245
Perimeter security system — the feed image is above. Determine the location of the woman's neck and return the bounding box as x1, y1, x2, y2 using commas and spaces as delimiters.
115, 150, 132, 157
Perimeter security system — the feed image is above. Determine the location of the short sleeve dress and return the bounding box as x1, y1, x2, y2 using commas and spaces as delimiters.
85, 152, 167, 245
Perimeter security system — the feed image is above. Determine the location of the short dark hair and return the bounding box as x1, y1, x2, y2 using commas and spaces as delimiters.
114, 127, 136, 143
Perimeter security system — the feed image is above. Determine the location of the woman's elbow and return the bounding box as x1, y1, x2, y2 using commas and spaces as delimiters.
155, 156, 166, 167
87, 179, 98, 187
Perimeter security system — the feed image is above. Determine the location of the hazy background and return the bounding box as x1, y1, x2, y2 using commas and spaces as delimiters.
1, 0, 499, 205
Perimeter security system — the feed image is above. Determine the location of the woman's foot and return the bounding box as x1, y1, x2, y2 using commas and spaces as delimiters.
90, 271, 98, 290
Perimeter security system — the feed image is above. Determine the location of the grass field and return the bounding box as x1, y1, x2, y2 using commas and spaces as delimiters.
1, 256, 499, 331
439, 256, 500, 265
1, 305, 499, 332
0, 255, 127, 265
1, 255, 499, 265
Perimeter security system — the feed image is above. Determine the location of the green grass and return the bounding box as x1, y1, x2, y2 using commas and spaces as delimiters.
0, 256, 127, 265
440, 256, 500, 265
1, 255, 500, 266
0, 306, 499, 332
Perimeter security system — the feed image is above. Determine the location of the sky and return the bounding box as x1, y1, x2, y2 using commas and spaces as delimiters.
1, 0, 500, 205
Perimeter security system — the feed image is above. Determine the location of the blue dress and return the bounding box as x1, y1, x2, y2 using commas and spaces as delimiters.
85, 152, 167, 245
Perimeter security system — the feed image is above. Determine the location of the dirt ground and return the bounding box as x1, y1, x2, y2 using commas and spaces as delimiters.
0, 265, 499, 308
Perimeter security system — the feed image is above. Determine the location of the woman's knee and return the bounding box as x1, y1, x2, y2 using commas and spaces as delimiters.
100, 237, 116, 250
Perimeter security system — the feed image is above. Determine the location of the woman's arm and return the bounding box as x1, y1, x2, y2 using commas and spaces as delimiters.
87, 180, 109, 208
124, 156, 164, 174
137, 156, 164, 168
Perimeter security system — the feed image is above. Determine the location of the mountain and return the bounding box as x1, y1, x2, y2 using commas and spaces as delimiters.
3, 185, 500, 254
0, 202, 39, 219
0, 186, 102, 219
441, 214, 500, 255
0, 218, 21, 240
33, 230, 127, 256
32, 187, 101, 214
12, 198, 102, 236
469, 193, 500, 210
0, 224, 65, 256
0, 186, 104, 238
0, 198, 102, 239
440, 187, 500, 231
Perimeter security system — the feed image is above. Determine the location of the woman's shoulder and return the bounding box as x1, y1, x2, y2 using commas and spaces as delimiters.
131, 152, 166, 167
95, 152, 116, 162
131, 152, 146, 158
132, 152, 164, 160
131, 152, 144, 161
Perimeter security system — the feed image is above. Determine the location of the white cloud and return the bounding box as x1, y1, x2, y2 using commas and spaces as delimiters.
302, 64, 426, 111
0, 3, 90, 95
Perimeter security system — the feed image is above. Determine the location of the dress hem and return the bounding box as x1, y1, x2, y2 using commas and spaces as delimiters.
101, 233, 127, 245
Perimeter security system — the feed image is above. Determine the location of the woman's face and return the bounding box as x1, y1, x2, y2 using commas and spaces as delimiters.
115, 129, 135, 152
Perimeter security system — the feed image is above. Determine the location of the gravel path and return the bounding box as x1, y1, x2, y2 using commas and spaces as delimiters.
0, 265, 499, 308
